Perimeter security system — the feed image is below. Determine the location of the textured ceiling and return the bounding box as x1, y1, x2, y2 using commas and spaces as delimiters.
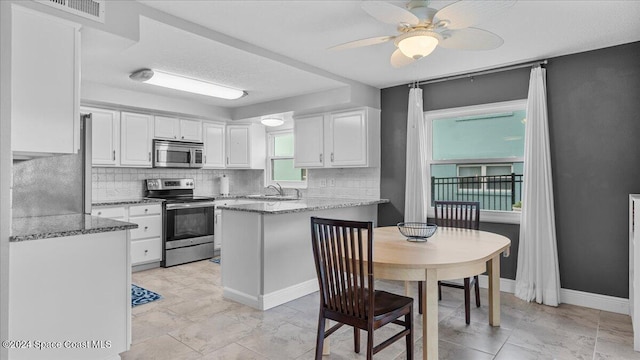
82, 1, 640, 109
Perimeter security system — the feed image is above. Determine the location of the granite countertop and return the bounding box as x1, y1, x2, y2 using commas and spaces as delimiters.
216, 198, 389, 215
92, 198, 164, 207
10, 214, 138, 242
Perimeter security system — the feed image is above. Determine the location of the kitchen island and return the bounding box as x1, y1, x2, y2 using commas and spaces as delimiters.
10, 214, 136, 360
218, 198, 388, 310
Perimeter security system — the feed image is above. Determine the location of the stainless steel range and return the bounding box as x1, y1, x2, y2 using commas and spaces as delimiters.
146, 178, 215, 267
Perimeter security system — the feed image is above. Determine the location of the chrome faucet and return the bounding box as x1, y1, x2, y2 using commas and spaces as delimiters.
267, 183, 285, 196
294, 188, 301, 199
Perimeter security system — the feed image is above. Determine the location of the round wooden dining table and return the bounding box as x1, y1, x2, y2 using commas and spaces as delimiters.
371, 226, 511, 360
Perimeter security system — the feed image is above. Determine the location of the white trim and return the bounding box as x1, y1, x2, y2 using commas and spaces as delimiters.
223, 287, 261, 309
426, 207, 521, 224
261, 279, 319, 310
426, 99, 528, 120
224, 280, 319, 311
462, 276, 630, 314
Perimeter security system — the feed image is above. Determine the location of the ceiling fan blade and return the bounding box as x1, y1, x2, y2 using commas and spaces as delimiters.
439, 28, 504, 50
361, 1, 419, 26
328, 35, 394, 51
390, 48, 416, 68
434, 0, 516, 30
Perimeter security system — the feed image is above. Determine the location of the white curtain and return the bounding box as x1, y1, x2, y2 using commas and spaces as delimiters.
515, 66, 561, 306
404, 87, 429, 222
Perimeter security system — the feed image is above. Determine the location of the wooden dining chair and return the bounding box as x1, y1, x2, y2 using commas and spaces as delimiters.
418, 201, 481, 325
310, 217, 414, 360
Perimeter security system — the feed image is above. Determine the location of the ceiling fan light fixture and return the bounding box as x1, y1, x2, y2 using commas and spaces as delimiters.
260, 115, 285, 127
395, 30, 441, 59
129, 69, 247, 100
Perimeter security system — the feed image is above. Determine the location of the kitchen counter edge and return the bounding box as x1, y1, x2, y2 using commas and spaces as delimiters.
217, 198, 390, 215
10, 214, 138, 242
92, 198, 164, 207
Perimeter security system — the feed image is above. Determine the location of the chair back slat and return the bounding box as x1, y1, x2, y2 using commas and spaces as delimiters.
311, 217, 373, 320
434, 201, 480, 230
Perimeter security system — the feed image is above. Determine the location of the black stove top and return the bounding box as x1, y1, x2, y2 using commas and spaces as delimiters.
145, 178, 215, 204
160, 195, 216, 204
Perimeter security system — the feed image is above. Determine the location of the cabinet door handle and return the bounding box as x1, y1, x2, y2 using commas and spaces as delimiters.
319, 153, 323, 162
148, 152, 151, 161
144, 249, 148, 254
144, 208, 148, 212
226, 157, 229, 165
174, 135, 177, 139
204, 155, 207, 163
97, 211, 102, 216
112, 150, 116, 161
144, 226, 148, 230
181, 136, 184, 139
331, 152, 334, 162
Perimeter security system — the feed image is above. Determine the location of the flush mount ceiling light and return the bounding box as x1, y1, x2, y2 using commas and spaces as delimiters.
394, 30, 442, 59
260, 115, 284, 127
129, 69, 247, 100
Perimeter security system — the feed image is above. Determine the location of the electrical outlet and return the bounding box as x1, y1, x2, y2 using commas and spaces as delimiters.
320, 179, 327, 187
329, 178, 336, 187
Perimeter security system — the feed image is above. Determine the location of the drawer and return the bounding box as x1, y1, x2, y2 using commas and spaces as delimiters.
131, 237, 162, 265
129, 204, 161, 217
129, 216, 162, 240
91, 206, 125, 219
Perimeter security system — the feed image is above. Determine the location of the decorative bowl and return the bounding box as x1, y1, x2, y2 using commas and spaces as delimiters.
396, 222, 438, 242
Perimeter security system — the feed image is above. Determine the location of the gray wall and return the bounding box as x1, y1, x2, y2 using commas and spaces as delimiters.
378, 41, 640, 297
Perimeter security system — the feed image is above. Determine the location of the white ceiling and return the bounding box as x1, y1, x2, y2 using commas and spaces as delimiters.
82, 0, 640, 110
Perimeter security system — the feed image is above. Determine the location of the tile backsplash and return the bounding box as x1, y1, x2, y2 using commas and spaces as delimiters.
91, 168, 263, 201
91, 166, 380, 202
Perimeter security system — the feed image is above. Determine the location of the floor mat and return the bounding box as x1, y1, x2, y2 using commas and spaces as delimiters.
131, 284, 162, 307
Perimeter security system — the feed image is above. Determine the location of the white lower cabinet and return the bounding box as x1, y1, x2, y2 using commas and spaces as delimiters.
92, 203, 162, 268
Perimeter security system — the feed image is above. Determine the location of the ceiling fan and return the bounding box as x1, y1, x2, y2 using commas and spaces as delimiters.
330, 0, 516, 68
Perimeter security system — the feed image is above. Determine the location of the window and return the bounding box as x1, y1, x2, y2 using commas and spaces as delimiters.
457, 164, 513, 192
426, 99, 526, 221
266, 130, 307, 188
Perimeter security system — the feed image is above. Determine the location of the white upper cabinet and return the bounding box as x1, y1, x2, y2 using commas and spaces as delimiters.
120, 112, 153, 167
293, 114, 325, 168
154, 116, 180, 140
180, 119, 202, 142
82, 107, 120, 166
294, 108, 380, 168
153, 116, 202, 142
328, 109, 369, 167
226, 124, 265, 169
11, 6, 80, 156
202, 122, 225, 169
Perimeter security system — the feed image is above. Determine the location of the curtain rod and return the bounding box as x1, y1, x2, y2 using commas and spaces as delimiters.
409, 59, 548, 87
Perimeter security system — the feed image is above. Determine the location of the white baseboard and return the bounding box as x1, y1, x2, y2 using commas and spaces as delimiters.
223, 287, 260, 309
559, 287, 629, 315
261, 279, 319, 310
470, 275, 630, 314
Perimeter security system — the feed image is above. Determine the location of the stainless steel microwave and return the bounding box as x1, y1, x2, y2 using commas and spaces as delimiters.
153, 139, 204, 168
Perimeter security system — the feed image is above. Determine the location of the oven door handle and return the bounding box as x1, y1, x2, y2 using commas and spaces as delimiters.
165, 201, 216, 210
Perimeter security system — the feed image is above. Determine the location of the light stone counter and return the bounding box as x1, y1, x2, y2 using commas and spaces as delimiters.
10, 214, 137, 242
217, 198, 389, 214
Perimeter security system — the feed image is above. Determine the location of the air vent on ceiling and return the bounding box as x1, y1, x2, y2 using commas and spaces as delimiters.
37, 0, 105, 23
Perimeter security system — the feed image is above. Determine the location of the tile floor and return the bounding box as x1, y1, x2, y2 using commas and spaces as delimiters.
122, 260, 640, 360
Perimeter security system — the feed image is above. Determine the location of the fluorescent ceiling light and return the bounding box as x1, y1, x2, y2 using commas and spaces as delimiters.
129, 69, 247, 100
395, 30, 441, 59
260, 115, 284, 127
